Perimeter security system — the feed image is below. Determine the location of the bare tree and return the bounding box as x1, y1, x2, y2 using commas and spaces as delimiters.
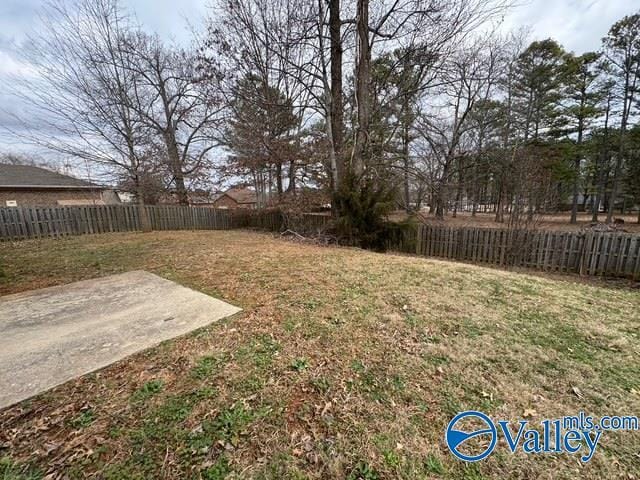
3, 0, 156, 202
414, 35, 504, 218
202, 0, 316, 200
124, 34, 223, 205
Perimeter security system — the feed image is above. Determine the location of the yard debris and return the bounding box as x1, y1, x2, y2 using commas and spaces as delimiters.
571, 386, 584, 399
582, 222, 627, 233
280, 229, 307, 240
480, 390, 494, 402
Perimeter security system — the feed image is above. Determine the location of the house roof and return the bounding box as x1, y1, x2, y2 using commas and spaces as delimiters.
0, 163, 101, 189
223, 187, 257, 204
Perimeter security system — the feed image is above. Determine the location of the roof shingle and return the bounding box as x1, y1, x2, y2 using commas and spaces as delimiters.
0, 164, 99, 189
224, 187, 257, 204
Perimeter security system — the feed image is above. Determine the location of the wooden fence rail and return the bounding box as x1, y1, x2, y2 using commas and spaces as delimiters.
1, 205, 639, 278
412, 224, 640, 278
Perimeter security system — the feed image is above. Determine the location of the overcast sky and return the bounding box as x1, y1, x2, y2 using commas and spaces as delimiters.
0, 0, 636, 161
2, 0, 632, 51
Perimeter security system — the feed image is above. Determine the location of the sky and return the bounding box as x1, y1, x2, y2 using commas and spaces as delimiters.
0, 0, 636, 164
1, 0, 632, 52
499, 0, 634, 52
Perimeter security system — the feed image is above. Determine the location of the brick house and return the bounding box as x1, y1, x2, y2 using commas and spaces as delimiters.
211, 187, 258, 209
0, 163, 119, 207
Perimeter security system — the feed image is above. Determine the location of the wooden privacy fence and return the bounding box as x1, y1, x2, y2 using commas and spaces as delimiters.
0, 206, 327, 241
411, 224, 640, 278
0, 205, 240, 241
2, 205, 640, 278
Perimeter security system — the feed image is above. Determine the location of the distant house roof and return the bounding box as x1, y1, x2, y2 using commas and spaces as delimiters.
189, 189, 216, 205
0, 163, 101, 189
223, 187, 257, 204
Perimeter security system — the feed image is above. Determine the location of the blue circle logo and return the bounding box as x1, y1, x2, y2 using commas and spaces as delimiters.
446, 411, 497, 462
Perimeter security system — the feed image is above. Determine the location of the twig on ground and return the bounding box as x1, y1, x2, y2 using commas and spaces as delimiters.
281, 229, 307, 240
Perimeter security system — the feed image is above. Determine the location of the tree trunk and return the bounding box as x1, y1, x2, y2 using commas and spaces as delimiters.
329, 0, 344, 187
570, 156, 581, 224
593, 95, 611, 222
402, 111, 410, 212
570, 92, 587, 224
434, 163, 450, 220
607, 68, 632, 223
495, 182, 504, 223
581, 183, 589, 211
452, 158, 463, 218
403, 155, 410, 212
275, 162, 283, 199
352, 0, 370, 178
174, 174, 188, 205
134, 175, 152, 232
527, 192, 534, 221
434, 191, 445, 219
471, 138, 481, 217
591, 187, 601, 222
286, 160, 296, 194
163, 128, 188, 205
607, 153, 624, 223
570, 122, 583, 223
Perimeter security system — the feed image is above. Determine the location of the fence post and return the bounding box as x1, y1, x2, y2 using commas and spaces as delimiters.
578, 232, 593, 275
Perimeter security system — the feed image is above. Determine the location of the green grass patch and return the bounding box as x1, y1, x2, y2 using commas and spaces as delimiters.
347, 461, 380, 480
191, 354, 226, 380
236, 335, 281, 369
69, 409, 95, 429
290, 358, 309, 372
131, 379, 164, 402
0, 458, 42, 480
424, 453, 445, 475
201, 456, 231, 480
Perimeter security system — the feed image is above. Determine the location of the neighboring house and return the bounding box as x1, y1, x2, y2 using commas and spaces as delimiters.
188, 189, 218, 207
211, 187, 258, 209
116, 190, 136, 203
0, 163, 119, 207
155, 189, 218, 206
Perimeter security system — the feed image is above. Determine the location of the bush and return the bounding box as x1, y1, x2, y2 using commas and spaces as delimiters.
331, 173, 403, 251
384, 218, 418, 253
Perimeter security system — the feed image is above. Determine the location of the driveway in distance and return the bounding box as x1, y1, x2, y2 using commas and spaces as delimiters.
0, 270, 241, 409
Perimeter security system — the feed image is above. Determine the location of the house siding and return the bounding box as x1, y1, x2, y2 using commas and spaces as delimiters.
212, 194, 241, 209
0, 189, 107, 207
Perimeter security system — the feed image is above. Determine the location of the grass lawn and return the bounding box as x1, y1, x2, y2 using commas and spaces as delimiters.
0, 230, 639, 479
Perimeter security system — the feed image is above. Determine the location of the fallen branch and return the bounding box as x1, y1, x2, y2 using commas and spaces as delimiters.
280, 229, 307, 240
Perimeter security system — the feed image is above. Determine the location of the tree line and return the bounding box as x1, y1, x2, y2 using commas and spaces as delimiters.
4, 0, 640, 239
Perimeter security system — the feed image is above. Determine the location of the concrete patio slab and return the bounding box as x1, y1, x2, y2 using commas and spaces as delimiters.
0, 271, 241, 409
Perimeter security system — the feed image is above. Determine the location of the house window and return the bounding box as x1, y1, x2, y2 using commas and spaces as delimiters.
5, 200, 17, 207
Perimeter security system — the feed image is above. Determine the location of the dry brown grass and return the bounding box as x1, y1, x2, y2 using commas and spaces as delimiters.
388, 211, 640, 233
0, 230, 639, 479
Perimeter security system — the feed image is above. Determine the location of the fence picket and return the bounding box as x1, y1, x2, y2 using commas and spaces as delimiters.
1, 206, 639, 278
